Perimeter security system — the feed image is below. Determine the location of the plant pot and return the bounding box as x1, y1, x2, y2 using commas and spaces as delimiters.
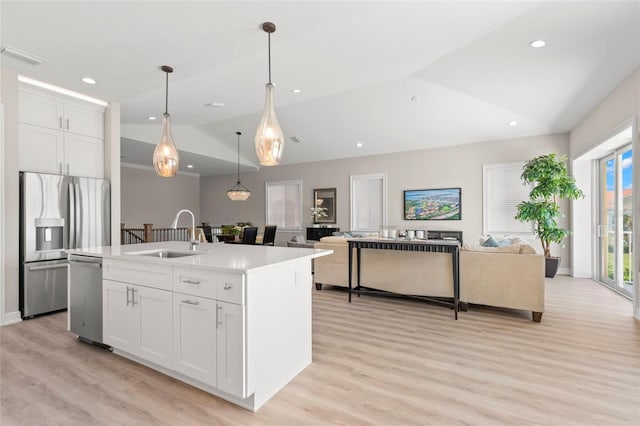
545, 256, 560, 278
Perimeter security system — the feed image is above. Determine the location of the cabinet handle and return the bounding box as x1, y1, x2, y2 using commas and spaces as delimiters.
181, 299, 199, 305
59, 117, 62, 129
216, 305, 223, 328
59, 163, 63, 174
66, 118, 70, 130
223, 283, 232, 290
66, 164, 70, 175
182, 279, 201, 285
131, 288, 138, 306
126, 286, 131, 306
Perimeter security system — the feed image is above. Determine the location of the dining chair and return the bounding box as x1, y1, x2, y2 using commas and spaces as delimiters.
241, 227, 258, 245
262, 225, 277, 246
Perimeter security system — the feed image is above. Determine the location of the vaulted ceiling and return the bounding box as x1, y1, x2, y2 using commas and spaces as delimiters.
2, 1, 639, 175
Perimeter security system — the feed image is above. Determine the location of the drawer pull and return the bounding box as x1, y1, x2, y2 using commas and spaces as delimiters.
216, 305, 223, 328
181, 299, 199, 305
182, 279, 201, 285
224, 283, 233, 290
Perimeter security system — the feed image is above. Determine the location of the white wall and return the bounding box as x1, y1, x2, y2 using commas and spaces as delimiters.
201, 133, 570, 261
0, 67, 21, 324
121, 164, 201, 229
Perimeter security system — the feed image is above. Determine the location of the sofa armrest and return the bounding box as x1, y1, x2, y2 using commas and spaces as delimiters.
460, 251, 544, 313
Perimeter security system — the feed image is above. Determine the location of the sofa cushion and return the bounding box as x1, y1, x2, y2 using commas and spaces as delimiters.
319, 236, 349, 244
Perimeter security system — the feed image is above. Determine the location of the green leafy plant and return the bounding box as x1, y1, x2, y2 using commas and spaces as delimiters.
515, 153, 584, 258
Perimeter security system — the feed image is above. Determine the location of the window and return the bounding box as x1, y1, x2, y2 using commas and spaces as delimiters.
350, 173, 386, 232
265, 180, 302, 230
483, 162, 533, 235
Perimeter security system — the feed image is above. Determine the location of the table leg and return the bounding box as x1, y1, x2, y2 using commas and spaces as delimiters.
453, 248, 459, 320
356, 246, 362, 298
348, 242, 353, 303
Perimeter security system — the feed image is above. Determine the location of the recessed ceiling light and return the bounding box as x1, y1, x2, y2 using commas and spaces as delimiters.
529, 40, 546, 48
187, 164, 194, 169
509, 120, 518, 126
291, 89, 302, 94
147, 116, 157, 121
356, 142, 363, 148
410, 96, 420, 102
81, 77, 96, 85
205, 102, 225, 108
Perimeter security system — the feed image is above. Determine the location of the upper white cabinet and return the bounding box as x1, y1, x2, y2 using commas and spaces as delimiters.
18, 87, 106, 178
19, 90, 104, 139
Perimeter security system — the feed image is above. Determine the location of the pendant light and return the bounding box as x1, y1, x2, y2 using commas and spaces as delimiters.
255, 22, 284, 166
227, 131, 251, 201
153, 65, 179, 177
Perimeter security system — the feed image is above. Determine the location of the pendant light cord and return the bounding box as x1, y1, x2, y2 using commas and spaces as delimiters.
236, 132, 241, 184
165, 71, 169, 114
268, 32, 272, 84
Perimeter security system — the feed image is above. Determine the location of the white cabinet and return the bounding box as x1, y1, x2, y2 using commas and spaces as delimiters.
103, 279, 173, 369
216, 301, 245, 397
18, 88, 105, 178
173, 294, 217, 387
19, 90, 104, 138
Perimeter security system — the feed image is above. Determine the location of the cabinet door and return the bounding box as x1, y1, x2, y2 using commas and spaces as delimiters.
63, 102, 105, 139
64, 134, 104, 178
173, 294, 217, 386
136, 285, 173, 369
18, 123, 64, 174
103, 280, 137, 353
216, 301, 245, 398
19, 91, 63, 130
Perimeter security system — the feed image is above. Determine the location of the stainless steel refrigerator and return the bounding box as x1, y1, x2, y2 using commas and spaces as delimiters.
19, 172, 110, 318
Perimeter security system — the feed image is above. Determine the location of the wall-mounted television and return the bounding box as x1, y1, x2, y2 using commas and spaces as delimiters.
404, 188, 461, 220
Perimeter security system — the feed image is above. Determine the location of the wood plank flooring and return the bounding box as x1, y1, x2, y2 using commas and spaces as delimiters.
1, 276, 639, 425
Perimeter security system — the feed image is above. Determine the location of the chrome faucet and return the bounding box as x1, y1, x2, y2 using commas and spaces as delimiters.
171, 209, 199, 250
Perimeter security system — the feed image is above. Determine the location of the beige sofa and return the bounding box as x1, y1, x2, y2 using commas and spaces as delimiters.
313, 236, 545, 322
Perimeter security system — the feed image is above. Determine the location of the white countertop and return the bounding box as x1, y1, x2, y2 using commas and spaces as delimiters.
67, 241, 332, 274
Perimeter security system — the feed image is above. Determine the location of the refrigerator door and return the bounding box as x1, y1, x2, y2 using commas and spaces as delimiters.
20, 172, 73, 262
21, 259, 68, 317
70, 177, 110, 249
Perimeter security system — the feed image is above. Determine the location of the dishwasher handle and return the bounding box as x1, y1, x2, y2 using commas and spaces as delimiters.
69, 256, 102, 268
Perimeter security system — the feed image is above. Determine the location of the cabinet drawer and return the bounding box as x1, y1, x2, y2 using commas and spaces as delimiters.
217, 273, 244, 305
103, 259, 172, 290
173, 267, 217, 299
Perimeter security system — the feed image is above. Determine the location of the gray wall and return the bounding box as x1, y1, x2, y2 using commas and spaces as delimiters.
121, 165, 201, 228
200, 133, 570, 262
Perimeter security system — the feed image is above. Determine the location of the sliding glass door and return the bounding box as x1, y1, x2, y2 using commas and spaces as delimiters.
598, 145, 633, 299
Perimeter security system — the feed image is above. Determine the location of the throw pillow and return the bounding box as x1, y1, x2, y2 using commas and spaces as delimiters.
496, 239, 511, 247
481, 236, 499, 247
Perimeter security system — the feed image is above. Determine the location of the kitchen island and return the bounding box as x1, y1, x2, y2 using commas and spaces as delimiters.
67, 241, 331, 411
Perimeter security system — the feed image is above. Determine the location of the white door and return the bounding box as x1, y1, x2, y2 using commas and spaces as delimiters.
216, 301, 245, 398
64, 133, 104, 178
18, 123, 64, 174
173, 294, 217, 386
103, 280, 137, 353
136, 285, 173, 369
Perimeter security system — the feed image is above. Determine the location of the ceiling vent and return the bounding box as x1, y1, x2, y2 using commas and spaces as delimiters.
0, 46, 46, 65
290, 136, 304, 144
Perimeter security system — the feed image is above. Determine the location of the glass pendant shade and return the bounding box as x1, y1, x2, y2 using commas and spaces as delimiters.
255, 83, 284, 166
153, 113, 179, 177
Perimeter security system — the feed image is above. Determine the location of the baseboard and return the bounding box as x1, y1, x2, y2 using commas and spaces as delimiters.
557, 267, 571, 276
2, 311, 22, 326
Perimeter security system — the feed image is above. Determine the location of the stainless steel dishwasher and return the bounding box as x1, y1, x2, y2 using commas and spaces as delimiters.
68, 254, 104, 344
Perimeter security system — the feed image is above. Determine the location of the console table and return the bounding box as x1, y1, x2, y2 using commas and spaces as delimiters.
307, 227, 339, 241
347, 238, 461, 319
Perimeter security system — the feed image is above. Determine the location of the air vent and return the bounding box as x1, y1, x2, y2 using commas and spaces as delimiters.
290, 136, 304, 144
0, 46, 46, 65
205, 102, 225, 108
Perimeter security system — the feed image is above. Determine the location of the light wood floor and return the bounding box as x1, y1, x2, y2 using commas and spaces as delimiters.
1, 276, 639, 425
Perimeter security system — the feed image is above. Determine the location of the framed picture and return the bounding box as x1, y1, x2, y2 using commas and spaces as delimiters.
404, 188, 461, 220
313, 188, 336, 223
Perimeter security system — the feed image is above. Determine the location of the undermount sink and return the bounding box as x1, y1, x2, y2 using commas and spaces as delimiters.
127, 249, 206, 259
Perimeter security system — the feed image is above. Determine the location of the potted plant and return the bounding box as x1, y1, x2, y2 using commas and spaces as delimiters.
310, 207, 328, 226
515, 153, 584, 278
